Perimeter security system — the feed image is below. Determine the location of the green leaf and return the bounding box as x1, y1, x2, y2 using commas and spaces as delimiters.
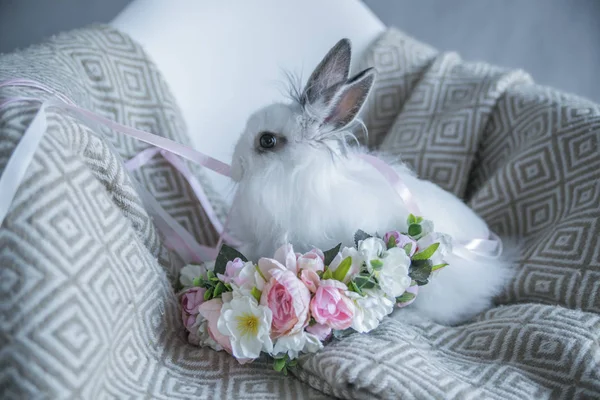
213, 282, 225, 298
396, 291, 416, 303
251, 286, 262, 302
412, 242, 440, 261
410, 258, 431, 268
386, 235, 397, 249
353, 275, 377, 290
432, 263, 448, 271
415, 279, 429, 286
402, 243, 413, 256
333, 257, 352, 282
273, 358, 286, 372
370, 259, 383, 270
192, 277, 202, 287
409, 259, 432, 283
214, 244, 248, 275
416, 216, 424, 223
322, 268, 333, 280
408, 224, 422, 237
407, 214, 417, 225
323, 243, 342, 266
354, 230, 372, 247
348, 280, 363, 295
203, 287, 214, 301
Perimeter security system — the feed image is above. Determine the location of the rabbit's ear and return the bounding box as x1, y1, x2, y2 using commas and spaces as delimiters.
302, 39, 351, 105
321, 68, 375, 130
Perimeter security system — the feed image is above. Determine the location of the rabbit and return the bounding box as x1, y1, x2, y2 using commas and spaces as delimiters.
228, 39, 514, 325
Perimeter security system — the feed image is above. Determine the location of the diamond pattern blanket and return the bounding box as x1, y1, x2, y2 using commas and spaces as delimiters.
1, 26, 599, 400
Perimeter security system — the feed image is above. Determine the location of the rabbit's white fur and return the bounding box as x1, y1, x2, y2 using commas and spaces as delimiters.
228, 40, 513, 326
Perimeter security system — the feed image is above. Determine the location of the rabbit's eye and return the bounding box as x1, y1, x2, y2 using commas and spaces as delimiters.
259, 133, 277, 149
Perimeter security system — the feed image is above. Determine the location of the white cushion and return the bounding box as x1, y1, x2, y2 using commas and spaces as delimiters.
111, 0, 384, 201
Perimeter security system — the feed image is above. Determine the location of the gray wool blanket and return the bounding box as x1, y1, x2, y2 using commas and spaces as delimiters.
1, 26, 599, 399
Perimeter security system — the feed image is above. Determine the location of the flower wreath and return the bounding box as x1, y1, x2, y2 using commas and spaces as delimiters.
178, 214, 451, 374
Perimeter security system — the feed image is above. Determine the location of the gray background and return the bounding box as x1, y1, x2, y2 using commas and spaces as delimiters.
1, 0, 598, 102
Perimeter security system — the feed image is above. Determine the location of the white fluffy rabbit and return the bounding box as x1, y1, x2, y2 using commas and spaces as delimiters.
228, 39, 513, 325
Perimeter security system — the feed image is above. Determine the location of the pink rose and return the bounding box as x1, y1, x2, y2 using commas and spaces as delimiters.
273, 243, 298, 272
297, 249, 325, 272
261, 268, 311, 338
198, 298, 232, 353
217, 257, 245, 283
384, 231, 417, 256
300, 269, 320, 293
256, 257, 286, 287
181, 287, 206, 331
306, 323, 332, 341
310, 280, 355, 330
256, 244, 309, 285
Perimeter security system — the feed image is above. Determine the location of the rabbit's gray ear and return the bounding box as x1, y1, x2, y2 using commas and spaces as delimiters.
302, 39, 351, 105
322, 68, 375, 130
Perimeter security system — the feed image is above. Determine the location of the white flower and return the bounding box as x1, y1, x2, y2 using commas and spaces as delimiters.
358, 237, 386, 260
231, 261, 265, 294
417, 232, 453, 265
346, 289, 395, 333
302, 332, 324, 354
217, 296, 273, 359
180, 264, 207, 289
271, 331, 323, 359
328, 247, 364, 283
377, 247, 412, 298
